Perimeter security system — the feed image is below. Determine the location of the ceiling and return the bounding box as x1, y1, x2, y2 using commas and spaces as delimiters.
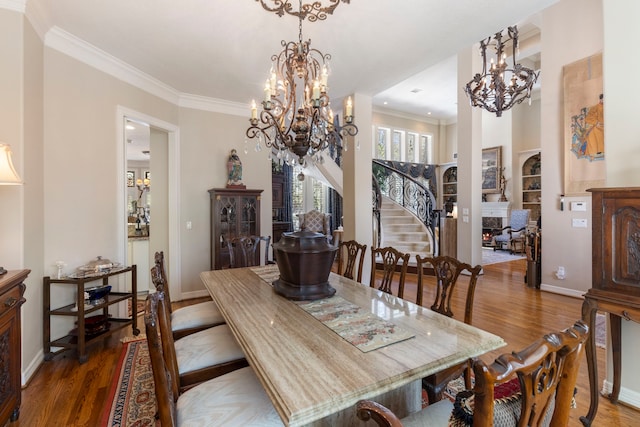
28, 0, 556, 125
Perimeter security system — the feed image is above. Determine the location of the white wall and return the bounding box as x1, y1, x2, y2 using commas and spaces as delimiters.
0, 10, 24, 274
540, 0, 601, 298
37, 45, 273, 375
602, 0, 640, 408
177, 107, 272, 295
22, 11, 45, 384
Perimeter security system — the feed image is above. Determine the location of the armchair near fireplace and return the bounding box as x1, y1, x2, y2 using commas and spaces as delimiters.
491, 209, 530, 253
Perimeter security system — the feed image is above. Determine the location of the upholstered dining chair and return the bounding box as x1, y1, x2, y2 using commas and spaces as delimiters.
227, 235, 272, 267
144, 293, 283, 426
153, 251, 225, 340
151, 269, 248, 392
337, 240, 367, 283
356, 321, 589, 427
370, 246, 410, 299
492, 209, 531, 253
415, 255, 483, 403
297, 209, 332, 242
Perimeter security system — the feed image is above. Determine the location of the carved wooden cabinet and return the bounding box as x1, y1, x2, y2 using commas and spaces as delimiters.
0, 269, 29, 424
209, 188, 262, 269
581, 187, 640, 426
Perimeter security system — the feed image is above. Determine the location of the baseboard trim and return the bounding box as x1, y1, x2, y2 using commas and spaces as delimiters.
602, 380, 640, 410
180, 289, 210, 301
539, 283, 585, 299
22, 349, 44, 387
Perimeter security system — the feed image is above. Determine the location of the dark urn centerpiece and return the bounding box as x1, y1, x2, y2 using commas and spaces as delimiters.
272, 230, 338, 300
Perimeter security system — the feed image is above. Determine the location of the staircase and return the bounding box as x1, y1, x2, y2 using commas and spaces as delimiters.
379, 197, 434, 261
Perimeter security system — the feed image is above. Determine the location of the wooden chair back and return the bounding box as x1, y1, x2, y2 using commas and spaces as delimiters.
473, 320, 588, 426
153, 251, 173, 312
416, 255, 483, 402
370, 246, 410, 299
144, 292, 178, 426
415, 255, 482, 324
227, 235, 271, 268
356, 321, 589, 427
150, 266, 182, 400
337, 240, 367, 283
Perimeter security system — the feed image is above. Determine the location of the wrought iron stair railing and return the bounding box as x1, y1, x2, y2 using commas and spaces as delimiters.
372, 159, 441, 253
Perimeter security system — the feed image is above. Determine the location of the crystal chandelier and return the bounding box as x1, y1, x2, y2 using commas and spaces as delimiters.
246, 0, 358, 166
464, 26, 539, 117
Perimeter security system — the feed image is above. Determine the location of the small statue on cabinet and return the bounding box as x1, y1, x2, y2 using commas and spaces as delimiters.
226, 149, 246, 189
498, 168, 508, 202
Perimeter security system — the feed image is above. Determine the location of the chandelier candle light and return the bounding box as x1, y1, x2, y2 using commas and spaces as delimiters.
464, 26, 539, 117
246, 0, 358, 168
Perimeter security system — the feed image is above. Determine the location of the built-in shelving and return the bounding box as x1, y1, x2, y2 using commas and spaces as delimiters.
441, 165, 457, 209
521, 152, 541, 222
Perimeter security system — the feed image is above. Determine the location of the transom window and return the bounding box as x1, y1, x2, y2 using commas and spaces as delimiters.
374, 126, 433, 163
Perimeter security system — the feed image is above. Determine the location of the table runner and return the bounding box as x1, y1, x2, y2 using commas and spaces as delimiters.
250, 265, 414, 352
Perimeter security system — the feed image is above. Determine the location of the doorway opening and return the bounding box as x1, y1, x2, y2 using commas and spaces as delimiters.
117, 106, 180, 302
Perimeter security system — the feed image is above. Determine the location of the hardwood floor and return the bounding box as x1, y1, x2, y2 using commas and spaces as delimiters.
17, 260, 638, 426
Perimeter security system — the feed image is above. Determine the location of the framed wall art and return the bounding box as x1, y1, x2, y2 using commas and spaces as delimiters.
563, 53, 605, 195
126, 171, 135, 187
482, 146, 502, 194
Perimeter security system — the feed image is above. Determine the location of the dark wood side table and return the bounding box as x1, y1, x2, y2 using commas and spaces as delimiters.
0, 269, 29, 424
581, 187, 640, 426
43, 265, 138, 364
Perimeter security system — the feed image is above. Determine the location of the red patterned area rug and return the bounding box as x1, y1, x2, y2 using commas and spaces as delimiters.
101, 337, 158, 426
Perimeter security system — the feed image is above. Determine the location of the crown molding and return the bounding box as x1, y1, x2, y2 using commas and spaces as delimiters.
24, 0, 49, 40
42, 26, 251, 117
0, 0, 25, 13
45, 26, 181, 105
179, 94, 249, 117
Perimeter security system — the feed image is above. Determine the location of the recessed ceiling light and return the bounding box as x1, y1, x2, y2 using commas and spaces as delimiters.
427, 112, 432, 115
383, 101, 388, 105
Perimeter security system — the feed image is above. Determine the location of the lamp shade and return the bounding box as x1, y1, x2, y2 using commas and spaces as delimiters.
0, 143, 22, 185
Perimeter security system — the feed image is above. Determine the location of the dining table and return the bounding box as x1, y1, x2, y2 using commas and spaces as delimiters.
200, 265, 505, 426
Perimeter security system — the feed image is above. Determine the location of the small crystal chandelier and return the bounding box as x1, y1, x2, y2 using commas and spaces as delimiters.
246, 0, 358, 166
464, 26, 539, 117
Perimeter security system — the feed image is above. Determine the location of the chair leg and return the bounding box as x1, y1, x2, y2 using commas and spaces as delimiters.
463, 366, 473, 390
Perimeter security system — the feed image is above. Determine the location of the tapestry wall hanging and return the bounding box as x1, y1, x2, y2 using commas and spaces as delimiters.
563, 53, 605, 195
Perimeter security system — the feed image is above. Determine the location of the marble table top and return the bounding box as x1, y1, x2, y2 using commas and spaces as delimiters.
200, 267, 505, 426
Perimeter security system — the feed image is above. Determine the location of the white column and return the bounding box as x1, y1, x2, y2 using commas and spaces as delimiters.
342, 93, 373, 283
456, 47, 483, 267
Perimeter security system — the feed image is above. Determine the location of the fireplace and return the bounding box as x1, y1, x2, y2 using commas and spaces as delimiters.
481, 202, 510, 247
482, 217, 503, 246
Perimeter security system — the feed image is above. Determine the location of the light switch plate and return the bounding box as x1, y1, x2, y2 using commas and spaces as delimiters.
572, 218, 587, 228
571, 201, 587, 211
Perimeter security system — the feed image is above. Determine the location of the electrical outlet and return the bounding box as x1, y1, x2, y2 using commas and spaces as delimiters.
186, 221, 192, 230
